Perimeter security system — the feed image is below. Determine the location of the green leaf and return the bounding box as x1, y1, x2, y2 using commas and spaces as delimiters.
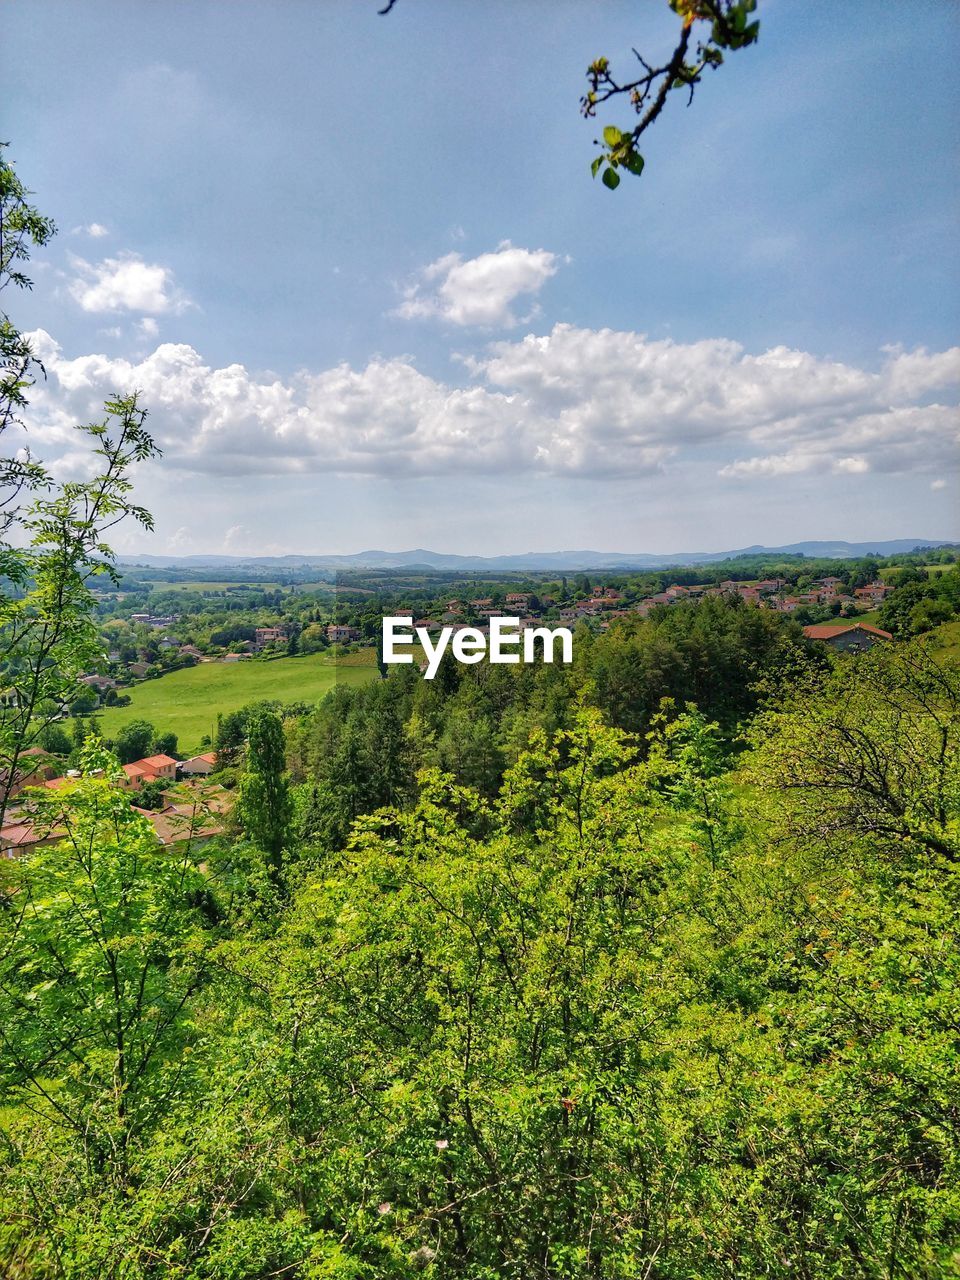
602, 125, 623, 148
601, 166, 620, 190
591, 155, 603, 178
623, 152, 645, 177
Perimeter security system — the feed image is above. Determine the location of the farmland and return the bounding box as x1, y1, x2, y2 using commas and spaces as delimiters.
93, 652, 377, 752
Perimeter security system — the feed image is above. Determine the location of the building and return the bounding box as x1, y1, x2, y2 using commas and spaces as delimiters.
254, 625, 288, 649
179, 751, 218, 777
0, 748, 59, 804
326, 624, 360, 644
80, 674, 118, 693
131, 802, 225, 848
802, 622, 892, 652
129, 613, 179, 629
0, 818, 63, 859
854, 582, 893, 605
120, 753, 178, 791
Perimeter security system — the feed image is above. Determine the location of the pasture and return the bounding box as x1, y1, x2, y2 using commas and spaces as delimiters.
93, 652, 377, 752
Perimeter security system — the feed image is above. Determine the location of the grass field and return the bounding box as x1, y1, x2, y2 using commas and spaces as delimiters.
878, 564, 952, 581
93, 653, 378, 752
930, 619, 960, 662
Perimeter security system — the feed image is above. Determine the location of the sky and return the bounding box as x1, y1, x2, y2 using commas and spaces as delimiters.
4, 0, 959, 557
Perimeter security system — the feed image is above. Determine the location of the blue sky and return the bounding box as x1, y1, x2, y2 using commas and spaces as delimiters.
5, 0, 959, 555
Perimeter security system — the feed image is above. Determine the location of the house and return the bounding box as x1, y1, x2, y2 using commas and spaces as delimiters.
179, 644, 204, 660
254, 626, 288, 649
854, 582, 892, 604
0, 818, 64, 859
179, 751, 217, 777
0, 748, 59, 804
119, 754, 178, 791
139, 754, 177, 781
128, 661, 152, 678
132, 801, 225, 847
506, 593, 530, 608
80, 674, 118, 692
326, 624, 360, 644
221, 653, 248, 663
802, 622, 892, 652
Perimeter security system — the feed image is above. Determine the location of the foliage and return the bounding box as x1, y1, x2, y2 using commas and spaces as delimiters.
0, 147, 159, 827
236, 707, 294, 883
1, 645, 959, 1275
583, 0, 760, 189
0, 743, 214, 1273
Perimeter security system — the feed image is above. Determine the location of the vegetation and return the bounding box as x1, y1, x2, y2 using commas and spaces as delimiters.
2, 637, 959, 1277
2, 57, 959, 1278
92, 651, 376, 753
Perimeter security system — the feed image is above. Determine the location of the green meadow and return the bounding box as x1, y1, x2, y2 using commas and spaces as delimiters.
93, 652, 377, 752
878, 564, 949, 581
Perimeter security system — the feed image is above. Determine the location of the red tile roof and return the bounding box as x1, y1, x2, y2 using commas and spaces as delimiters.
803, 623, 892, 641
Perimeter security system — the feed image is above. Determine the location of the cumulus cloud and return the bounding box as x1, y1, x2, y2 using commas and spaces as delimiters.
68, 253, 189, 315
166, 525, 193, 551
23, 326, 960, 484
72, 222, 109, 238
395, 242, 561, 327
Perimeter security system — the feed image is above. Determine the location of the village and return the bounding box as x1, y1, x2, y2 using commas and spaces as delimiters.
0, 746, 229, 860
2, 552, 952, 855
75, 561, 908, 708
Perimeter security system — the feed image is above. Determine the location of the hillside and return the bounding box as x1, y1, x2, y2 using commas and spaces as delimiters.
93, 652, 377, 753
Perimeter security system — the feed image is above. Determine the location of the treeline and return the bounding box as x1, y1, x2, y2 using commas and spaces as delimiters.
281, 596, 816, 848
879, 563, 960, 635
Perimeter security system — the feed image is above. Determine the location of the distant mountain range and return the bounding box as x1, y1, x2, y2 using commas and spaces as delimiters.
117, 539, 954, 572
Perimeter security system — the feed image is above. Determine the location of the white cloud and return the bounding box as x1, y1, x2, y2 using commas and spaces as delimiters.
395, 242, 561, 327
931, 478, 947, 491
223, 524, 252, 553
68, 253, 189, 315
166, 525, 193, 551
139, 317, 160, 338
23, 327, 960, 484
71, 222, 109, 238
